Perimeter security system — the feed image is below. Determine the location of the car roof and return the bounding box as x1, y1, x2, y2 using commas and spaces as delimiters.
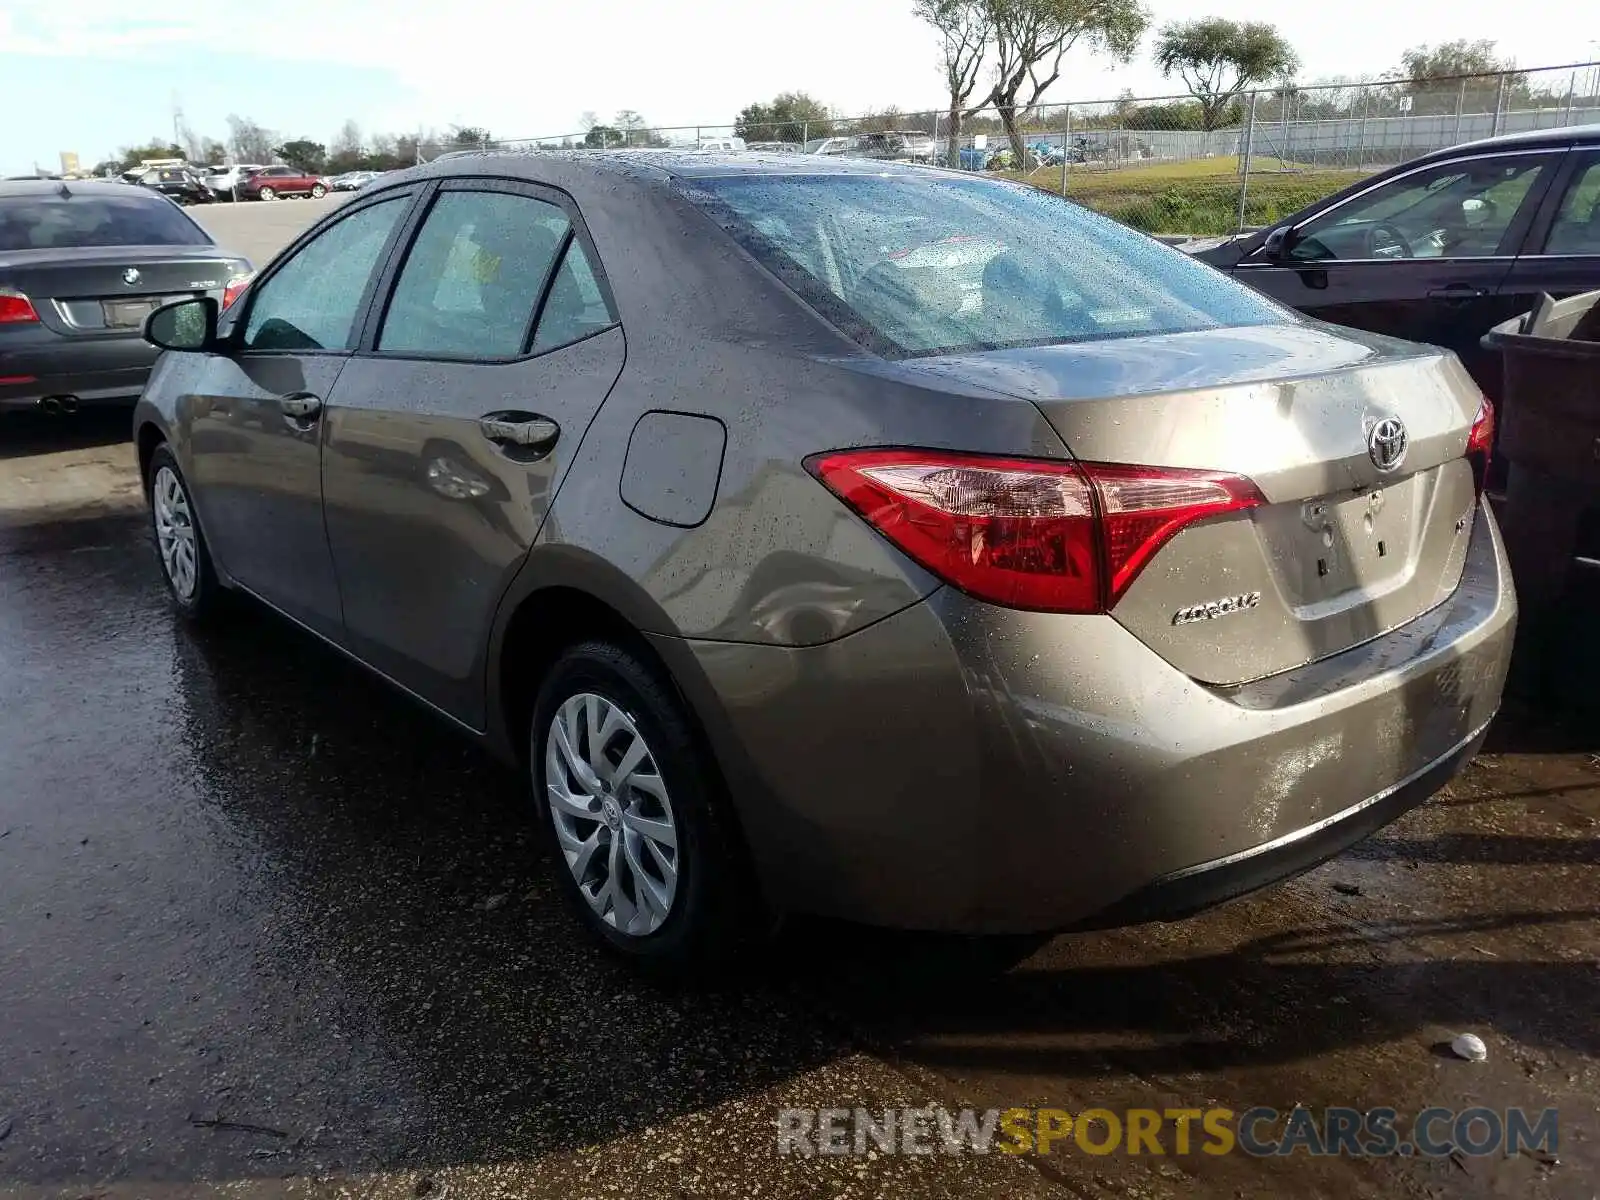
0, 178, 168, 200
405, 148, 945, 184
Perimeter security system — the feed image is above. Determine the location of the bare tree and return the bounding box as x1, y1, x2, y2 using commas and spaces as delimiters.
915, 0, 993, 165
984, 0, 1148, 166
1153, 19, 1299, 131
329, 119, 364, 170
226, 115, 276, 164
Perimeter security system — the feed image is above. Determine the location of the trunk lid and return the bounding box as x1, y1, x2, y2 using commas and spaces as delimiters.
892, 321, 1484, 685
0, 246, 247, 338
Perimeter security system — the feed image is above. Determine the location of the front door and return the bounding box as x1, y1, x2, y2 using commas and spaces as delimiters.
1234, 150, 1559, 395
320, 182, 625, 724
183, 192, 413, 635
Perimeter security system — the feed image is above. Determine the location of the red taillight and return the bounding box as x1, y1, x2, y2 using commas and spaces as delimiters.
1089, 463, 1266, 602
222, 273, 253, 310
0, 289, 39, 324
807, 448, 1264, 613
1466, 396, 1495, 494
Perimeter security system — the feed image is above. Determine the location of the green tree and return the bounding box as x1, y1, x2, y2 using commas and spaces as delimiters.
114, 140, 186, 172
1394, 40, 1525, 115
984, 0, 1149, 166
199, 137, 228, 165
915, 0, 993, 164
734, 91, 834, 143
1399, 39, 1505, 81
1115, 91, 1205, 130
613, 110, 668, 146
273, 139, 327, 173
449, 125, 492, 147
583, 125, 621, 149
1153, 18, 1298, 131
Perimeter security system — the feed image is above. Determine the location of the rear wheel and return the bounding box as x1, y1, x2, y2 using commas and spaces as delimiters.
258, 186, 277, 201
147, 444, 222, 620
531, 641, 749, 969
310, 183, 326, 198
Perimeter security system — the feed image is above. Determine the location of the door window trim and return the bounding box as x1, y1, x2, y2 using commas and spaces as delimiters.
1239, 147, 1567, 268
221, 186, 422, 357
354, 175, 621, 365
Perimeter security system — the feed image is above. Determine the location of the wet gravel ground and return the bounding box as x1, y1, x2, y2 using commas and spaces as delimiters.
2, 411, 1597, 1200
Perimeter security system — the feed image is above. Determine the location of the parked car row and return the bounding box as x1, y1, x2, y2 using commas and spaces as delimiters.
110, 161, 393, 205
807, 131, 937, 163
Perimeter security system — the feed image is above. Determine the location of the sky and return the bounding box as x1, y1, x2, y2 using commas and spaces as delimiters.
2, 0, 1596, 175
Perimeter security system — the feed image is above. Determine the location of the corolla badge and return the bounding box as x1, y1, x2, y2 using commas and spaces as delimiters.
1172, 591, 1261, 626
121, 267, 141, 286
1367, 416, 1408, 473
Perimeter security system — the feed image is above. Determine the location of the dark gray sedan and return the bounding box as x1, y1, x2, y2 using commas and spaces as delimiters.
134, 153, 1514, 967
0, 180, 250, 413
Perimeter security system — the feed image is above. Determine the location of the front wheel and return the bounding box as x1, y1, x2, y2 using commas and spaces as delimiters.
147, 444, 223, 620
258, 186, 277, 201
309, 183, 326, 198
531, 641, 750, 969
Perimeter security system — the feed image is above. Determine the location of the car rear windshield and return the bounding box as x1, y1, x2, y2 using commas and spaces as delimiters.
684, 174, 1286, 357
0, 194, 213, 251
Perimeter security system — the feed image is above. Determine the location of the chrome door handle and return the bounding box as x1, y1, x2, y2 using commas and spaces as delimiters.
479, 413, 560, 451
278, 392, 322, 418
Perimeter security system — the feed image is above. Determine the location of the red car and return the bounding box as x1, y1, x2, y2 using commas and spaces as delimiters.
238, 165, 328, 201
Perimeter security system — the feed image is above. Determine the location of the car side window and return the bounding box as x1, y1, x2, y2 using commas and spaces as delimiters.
532, 239, 616, 353
1289, 156, 1547, 263
378, 190, 570, 358
1545, 159, 1600, 255
242, 197, 407, 352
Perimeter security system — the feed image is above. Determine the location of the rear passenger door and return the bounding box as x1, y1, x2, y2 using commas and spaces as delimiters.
320, 179, 624, 725
1501, 149, 1600, 312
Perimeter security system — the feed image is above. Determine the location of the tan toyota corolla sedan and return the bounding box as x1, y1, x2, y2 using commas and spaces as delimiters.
133, 152, 1515, 966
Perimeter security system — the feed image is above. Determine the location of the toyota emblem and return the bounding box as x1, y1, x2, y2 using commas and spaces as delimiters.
1367, 417, 1408, 473
121, 267, 141, 286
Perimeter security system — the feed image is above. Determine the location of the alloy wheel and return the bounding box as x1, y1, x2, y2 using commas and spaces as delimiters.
545, 692, 680, 937
152, 466, 198, 601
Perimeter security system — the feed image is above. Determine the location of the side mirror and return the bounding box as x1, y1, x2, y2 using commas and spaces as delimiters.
144, 296, 219, 353
1259, 226, 1293, 261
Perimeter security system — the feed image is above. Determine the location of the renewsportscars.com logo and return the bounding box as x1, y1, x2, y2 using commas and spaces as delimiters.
776, 1105, 1560, 1159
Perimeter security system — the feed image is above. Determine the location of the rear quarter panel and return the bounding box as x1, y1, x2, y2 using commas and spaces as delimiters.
532, 175, 1073, 646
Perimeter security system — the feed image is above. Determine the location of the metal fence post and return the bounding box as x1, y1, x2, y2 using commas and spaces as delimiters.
802, 121, 809, 150
1492, 73, 1507, 136
1060, 105, 1071, 197
1236, 91, 1258, 233
1356, 89, 1368, 171
1454, 80, 1465, 144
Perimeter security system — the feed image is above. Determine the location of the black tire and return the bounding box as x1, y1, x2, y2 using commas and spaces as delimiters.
530, 640, 750, 970
310, 184, 326, 198
258, 186, 277, 201
146, 444, 223, 621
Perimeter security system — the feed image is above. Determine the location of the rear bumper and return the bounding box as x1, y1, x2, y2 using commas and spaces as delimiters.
0, 332, 156, 410
1080, 717, 1489, 927
670, 500, 1516, 933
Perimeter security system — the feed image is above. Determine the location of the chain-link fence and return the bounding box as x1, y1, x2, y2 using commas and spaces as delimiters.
466, 61, 1600, 237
